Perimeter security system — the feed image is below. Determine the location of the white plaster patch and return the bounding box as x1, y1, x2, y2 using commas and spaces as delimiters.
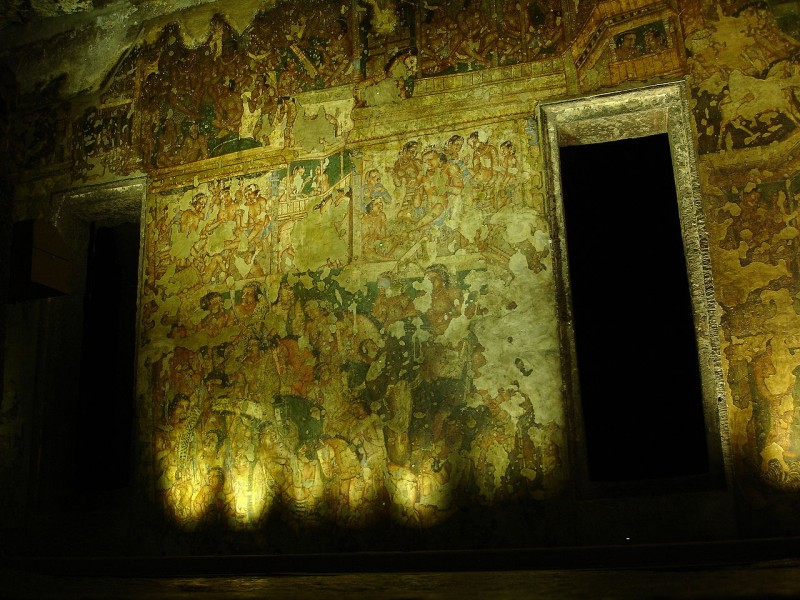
412, 278, 433, 312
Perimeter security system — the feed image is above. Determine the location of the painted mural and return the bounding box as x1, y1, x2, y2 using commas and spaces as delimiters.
132, 3, 354, 168
4, 0, 613, 183
702, 163, 800, 494
680, 0, 800, 507
140, 121, 564, 535
417, 0, 565, 77
685, 2, 800, 155
40, 0, 357, 182
12, 0, 800, 549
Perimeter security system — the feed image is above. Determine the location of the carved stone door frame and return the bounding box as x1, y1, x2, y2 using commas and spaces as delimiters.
538, 81, 732, 496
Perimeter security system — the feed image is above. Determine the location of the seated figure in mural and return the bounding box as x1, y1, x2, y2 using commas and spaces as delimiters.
355, 48, 418, 108
198, 291, 236, 339
451, 7, 498, 70
320, 31, 353, 87
421, 21, 457, 74
362, 168, 392, 211
391, 141, 423, 228
178, 122, 209, 164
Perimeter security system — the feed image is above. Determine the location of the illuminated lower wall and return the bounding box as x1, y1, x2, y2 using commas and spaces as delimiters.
139, 124, 566, 537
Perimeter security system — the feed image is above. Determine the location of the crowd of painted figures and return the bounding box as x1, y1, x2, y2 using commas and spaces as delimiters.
13, 1, 800, 179
134, 3, 354, 168
418, 0, 564, 74
6, 0, 577, 179
146, 123, 559, 530
9, 0, 800, 532
139, 128, 539, 330
141, 153, 352, 310
152, 263, 560, 530
361, 132, 540, 264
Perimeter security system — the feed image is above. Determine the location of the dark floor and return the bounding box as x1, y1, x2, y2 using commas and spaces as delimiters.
3, 561, 800, 599
3, 540, 800, 599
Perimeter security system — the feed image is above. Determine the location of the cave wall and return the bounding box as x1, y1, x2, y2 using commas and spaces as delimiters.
3, 0, 800, 553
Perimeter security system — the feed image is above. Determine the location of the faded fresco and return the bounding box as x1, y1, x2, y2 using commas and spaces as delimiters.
139, 121, 564, 536
8, 0, 357, 183
702, 164, 800, 494
133, 4, 354, 168
681, 0, 800, 506
3, 0, 689, 183
12, 0, 800, 548
685, 2, 800, 154
417, 0, 565, 77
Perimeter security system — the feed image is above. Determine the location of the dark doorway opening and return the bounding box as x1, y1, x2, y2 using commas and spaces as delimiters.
559, 134, 709, 483
76, 222, 139, 490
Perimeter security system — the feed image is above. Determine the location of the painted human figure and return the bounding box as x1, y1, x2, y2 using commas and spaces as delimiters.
751, 340, 780, 455
311, 161, 331, 196
165, 347, 203, 400
452, 7, 498, 69
467, 132, 500, 199
412, 150, 455, 234
320, 31, 352, 87
179, 122, 209, 163
423, 264, 463, 338
193, 466, 232, 525
274, 96, 298, 148
616, 32, 640, 61
362, 168, 392, 211
198, 291, 236, 338
442, 136, 466, 201
362, 197, 390, 259
235, 282, 264, 321
371, 276, 417, 330
498, 140, 520, 208
291, 165, 311, 196
202, 182, 242, 281
177, 192, 209, 273
421, 20, 456, 74
344, 401, 388, 523
239, 182, 272, 276
180, 192, 207, 237
643, 28, 668, 54
210, 181, 239, 226
391, 141, 423, 224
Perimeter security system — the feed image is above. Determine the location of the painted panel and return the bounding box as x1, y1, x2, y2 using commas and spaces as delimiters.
681, 0, 800, 512
417, 0, 565, 78
139, 122, 565, 539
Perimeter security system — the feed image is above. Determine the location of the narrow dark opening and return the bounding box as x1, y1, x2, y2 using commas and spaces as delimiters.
77, 222, 139, 490
559, 134, 709, 482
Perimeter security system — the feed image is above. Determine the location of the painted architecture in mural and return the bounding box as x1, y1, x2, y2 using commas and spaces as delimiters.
5, 0, 800, 548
